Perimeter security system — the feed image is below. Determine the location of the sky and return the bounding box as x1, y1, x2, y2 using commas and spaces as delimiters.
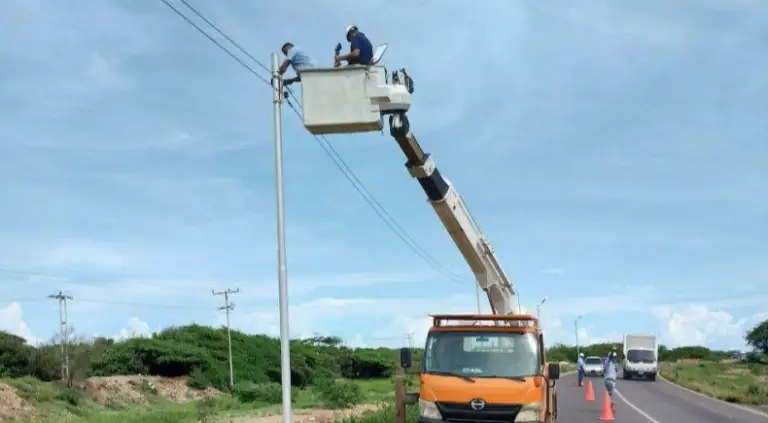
0, 0, 766, 352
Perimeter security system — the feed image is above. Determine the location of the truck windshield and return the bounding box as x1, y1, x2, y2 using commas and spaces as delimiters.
423, 331, 540, 378
627, 349, 655, 363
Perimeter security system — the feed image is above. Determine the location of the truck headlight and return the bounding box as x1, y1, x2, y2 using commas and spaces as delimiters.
514, 402, 542, 422
419, 399, 442, 420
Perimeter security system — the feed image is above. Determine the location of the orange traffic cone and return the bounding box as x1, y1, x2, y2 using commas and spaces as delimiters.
599, 391, 615, 421
585, 380, 595, 401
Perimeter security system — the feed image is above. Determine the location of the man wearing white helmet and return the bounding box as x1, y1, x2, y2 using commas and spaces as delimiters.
334, 25, 374, 67
577, 352, 585, 386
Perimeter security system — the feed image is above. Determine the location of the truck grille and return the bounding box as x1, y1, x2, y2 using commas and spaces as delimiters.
436, 402, 522, 423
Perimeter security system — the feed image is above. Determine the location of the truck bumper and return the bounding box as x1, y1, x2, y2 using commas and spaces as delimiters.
418, 417, 443, 423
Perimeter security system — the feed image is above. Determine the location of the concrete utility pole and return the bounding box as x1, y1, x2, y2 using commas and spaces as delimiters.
536, 296, 548, 320
213, 288, 240, 390
272, 51, 293, 423
405, 332, 414, 350
48, 291, 73, 386
575, 314, 584, 356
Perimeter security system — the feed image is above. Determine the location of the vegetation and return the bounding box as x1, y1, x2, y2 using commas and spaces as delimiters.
660, 360, 768, 405
1, 317, 766, 421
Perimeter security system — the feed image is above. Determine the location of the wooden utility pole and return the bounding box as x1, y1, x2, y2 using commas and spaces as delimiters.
48, 291, 73, 386
213, 288, 240, 390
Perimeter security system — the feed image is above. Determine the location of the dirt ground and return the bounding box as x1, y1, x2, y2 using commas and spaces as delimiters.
0, 382, 38, 421
0, 375, 222, 421
78, 375, 221, 406
226, 403, 384, 423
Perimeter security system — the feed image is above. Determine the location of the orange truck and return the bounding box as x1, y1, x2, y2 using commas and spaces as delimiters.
401, 314, 560, 423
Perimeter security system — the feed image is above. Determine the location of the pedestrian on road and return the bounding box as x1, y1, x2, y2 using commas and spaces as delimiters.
577, 352, 585, 386
278, 42, 317, 85
604, 350, 618, 413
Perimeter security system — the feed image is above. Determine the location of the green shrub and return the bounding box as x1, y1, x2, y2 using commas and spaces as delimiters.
316, 379, 364, 409
234, 381, 281, 404
56, 388, 83, 406
187, 367, 211, 389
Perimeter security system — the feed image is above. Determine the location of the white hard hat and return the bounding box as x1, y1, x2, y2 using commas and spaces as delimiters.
579, 352, 584, 357
345, 25, 358, 36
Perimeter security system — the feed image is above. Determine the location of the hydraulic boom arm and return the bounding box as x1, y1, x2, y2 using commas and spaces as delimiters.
385, 71, 519, 315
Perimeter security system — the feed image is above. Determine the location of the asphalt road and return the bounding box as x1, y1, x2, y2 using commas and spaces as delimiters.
556, 373, 768, 423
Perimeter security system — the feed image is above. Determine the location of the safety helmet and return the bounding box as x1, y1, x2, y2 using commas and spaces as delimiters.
579, 352, 584, 357
345, 25, 358, 37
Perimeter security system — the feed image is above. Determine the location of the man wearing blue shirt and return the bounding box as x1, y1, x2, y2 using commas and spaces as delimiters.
577, 352, 585, 387
604, 350, 618, 414
334, 25, 374, 67
279, 42, 317, 85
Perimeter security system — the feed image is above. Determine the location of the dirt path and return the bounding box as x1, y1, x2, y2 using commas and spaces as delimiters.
224, 403, 384, 423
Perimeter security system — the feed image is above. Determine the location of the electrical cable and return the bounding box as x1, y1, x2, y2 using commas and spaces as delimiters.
160, 0, 472, 284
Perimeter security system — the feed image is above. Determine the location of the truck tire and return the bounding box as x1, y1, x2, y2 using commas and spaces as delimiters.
648, 374, 656, 382
624, 370, 631, 380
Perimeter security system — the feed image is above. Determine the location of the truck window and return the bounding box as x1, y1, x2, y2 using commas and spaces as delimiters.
423, 331, 540, 378
626, 350, 655, 363
584, 357, 602, 365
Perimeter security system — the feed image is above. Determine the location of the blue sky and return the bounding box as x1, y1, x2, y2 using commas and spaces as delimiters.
1, 0, 766, 351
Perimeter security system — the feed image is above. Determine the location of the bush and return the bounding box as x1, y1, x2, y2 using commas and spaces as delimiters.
234, 381, 281, 404
187, 367, 211, 389
56, 388, 83, 406
316, 379, 365, 409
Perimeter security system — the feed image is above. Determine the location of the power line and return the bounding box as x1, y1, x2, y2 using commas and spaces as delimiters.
158, 0, 270, 85
159, 0, 471, 284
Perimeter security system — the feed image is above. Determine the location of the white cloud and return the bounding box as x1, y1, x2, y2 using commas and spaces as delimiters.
0, 302, 38, 344
113, 317, 154, 341
652, 305, 766, 349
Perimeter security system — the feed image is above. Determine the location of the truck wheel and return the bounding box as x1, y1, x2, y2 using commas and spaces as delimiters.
648, 374, 656, 382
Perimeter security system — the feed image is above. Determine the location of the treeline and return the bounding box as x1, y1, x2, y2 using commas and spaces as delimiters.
0, 325, 420, 392
0, 324, 754, 393
545, 342, 737, 362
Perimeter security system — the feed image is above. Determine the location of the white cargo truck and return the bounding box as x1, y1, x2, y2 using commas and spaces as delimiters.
622, 334, 658, 381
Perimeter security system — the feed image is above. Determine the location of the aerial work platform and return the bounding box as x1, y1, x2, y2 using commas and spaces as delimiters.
297, 44, 413, 135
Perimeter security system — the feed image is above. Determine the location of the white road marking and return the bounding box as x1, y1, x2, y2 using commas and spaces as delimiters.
615, 388, 661, 423
659, 375, 768, 420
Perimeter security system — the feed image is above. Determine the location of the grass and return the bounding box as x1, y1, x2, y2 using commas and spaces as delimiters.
4, 377, 401, 423
660, 361, 768, 405
336, 404, 420, 423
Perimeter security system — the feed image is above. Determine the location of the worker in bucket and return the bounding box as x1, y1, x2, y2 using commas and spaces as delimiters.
278, 42, 316, 85
577, 352, 585, 386
334, 25, 373, 67
603, 350, 618, 413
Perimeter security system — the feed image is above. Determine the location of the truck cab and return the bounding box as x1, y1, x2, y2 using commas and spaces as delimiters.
408, 314, 560, 423
622, 334, 658, 381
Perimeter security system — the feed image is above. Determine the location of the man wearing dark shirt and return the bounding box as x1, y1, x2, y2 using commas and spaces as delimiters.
334, 25, 374, 67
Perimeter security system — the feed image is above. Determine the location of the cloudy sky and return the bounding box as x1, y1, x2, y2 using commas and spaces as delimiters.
1, 0, 766, 351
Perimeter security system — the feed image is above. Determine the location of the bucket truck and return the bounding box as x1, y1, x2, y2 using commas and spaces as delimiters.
298, 51, 560, 423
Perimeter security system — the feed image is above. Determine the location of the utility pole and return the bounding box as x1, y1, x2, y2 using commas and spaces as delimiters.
536, 296, 548, 320
213, 288, 240, 390
272, 51, 293, 423
48, 291, 73, 386
575, 314, 584, 357
405, 332, 414, 350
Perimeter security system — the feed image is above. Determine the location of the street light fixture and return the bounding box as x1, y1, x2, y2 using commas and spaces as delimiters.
536, 296, 548, 320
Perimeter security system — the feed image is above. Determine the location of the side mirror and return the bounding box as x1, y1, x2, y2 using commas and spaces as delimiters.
400, 347, 412, 369
547, 362, 560, 380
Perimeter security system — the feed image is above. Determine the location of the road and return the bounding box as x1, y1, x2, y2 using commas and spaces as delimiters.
556, 373, 768, 423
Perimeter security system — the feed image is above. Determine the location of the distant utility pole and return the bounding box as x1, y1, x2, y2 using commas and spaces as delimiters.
48, 291, 73, 386
405, 332, 414, 350
213, 288, 240, 390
